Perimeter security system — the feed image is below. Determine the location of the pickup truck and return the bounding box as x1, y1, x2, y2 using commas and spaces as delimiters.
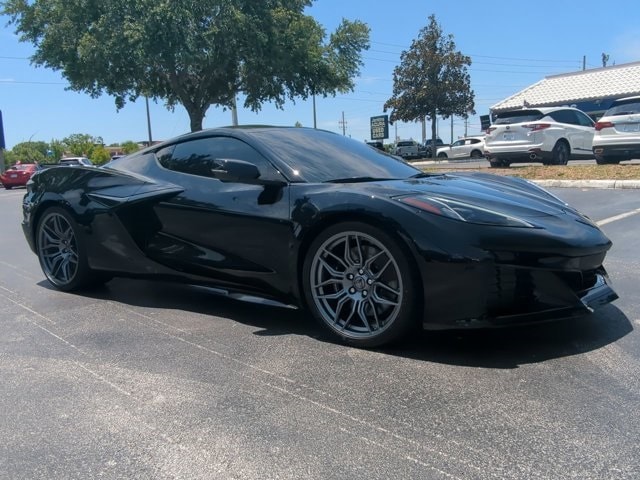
393, 140, 424, 160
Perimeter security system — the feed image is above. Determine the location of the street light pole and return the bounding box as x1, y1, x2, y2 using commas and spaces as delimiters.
145, 97, 153, 145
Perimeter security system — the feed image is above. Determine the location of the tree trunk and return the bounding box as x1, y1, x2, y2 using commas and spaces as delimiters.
188, 108, 204, 132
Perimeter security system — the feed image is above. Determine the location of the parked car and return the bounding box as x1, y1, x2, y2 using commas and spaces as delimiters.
423, 138, 445, 157
592, 96, 640, 164
436, 136, 485, 159
484, 107, 595, 167
365, 141, 385, 151
59, 157, 94, 167
394, 139, 423, 160
22, 126, 617, 348
1, 163, 39, 190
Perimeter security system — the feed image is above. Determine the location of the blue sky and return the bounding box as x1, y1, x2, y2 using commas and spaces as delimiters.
2, 0, 640, 150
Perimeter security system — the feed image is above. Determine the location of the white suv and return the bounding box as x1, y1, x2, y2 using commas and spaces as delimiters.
436, 136, 485, 159
484, 107, 595, 168
592, 96, 640, 164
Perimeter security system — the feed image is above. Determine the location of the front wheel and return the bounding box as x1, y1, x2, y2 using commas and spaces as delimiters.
303, 222, 417, 348
438, 152, 448, 159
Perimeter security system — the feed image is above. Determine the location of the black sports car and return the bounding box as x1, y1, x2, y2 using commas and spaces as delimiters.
22, 126, 618, 347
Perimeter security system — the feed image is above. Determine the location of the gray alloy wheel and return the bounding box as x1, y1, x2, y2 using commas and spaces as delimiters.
552, 141, 569, 165
36, 207, 93, 291
304, 223, 416, 347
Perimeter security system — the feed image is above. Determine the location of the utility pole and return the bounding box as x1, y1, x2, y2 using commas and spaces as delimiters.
312, 94, 317, 129
464, 117, 468, 137
339, 111, 347, 136
145, 97, 153, 145
231, 96, 239, 126
450, 115, 454, 144
583, 55, 586, 71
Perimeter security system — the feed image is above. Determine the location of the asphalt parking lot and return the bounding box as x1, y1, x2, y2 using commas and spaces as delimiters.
1, 186, 639, 479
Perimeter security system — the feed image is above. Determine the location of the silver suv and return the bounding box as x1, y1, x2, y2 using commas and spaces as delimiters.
484, 107, 595, 167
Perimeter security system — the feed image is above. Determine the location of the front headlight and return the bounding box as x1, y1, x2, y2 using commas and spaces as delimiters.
398, 195, 535, 228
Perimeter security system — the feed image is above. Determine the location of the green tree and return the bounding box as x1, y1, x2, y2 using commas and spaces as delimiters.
7, 141, 48, 163
90, 145, 111, 165
384, 15, 474, 158
3, 1, 370, 132
48, 139, 65, 163
61, 133, 103, 157
120, 141, 140, 154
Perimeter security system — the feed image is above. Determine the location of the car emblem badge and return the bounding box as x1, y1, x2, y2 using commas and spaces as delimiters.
506, 126, 510, 130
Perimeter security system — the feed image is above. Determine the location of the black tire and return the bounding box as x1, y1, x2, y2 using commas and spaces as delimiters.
552, 141, 569, 165
36, 207, 98, 291
302, 222, 418, 348
470, 150, 483, 159
595, 155, 622, 165
438, 152, 448, 159
4, 185, 12, 190
489, 159, 507, 168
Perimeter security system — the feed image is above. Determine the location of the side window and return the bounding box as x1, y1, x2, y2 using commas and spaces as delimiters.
469, 139, 481, 145
549, 109, 579, 125
575, 111, 595, 127
158, 137, 283, 181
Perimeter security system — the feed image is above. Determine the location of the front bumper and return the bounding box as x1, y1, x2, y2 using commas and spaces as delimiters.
422, 262, 618, 330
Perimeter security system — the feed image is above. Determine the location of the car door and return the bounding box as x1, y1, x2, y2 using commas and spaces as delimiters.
147, 135, 294, 297
451, 139, 465, 158
573, 110, 596, 156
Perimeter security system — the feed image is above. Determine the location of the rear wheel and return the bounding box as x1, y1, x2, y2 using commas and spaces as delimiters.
36, 207, 102, 291
552, 141, 569, 165
303, 222, 417, 348
438, 152, 448, 159
489, 159, 509, 168
470, 150, 483, 159
4, 185, 12, 190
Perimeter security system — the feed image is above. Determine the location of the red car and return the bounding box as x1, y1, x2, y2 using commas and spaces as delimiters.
1, 163, 39, 189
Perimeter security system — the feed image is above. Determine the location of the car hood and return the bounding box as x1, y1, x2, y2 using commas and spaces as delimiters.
354, 172, 580, 220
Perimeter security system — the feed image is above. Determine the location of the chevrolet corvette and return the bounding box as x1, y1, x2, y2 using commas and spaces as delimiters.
22, 127, 618, 347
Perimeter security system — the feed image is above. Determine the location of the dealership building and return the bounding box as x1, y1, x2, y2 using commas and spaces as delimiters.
490, 61, 640, 120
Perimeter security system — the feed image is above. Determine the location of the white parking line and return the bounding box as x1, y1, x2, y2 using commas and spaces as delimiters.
596, 207, 640, 227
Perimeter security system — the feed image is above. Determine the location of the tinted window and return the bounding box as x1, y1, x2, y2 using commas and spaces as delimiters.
575, 111, 595, 127
397, 141, 414, 147
494, 110, 543, 124
469, 138, 481, 144
549, 109, 579, 125
249, 129, 420, 183
606, 99, 640, 116
159, 136, 282, 181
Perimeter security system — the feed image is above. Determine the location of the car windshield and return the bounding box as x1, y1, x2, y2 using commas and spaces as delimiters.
494, 110, 544, 124
249, 128, 421, 183
605, 100, 640, 117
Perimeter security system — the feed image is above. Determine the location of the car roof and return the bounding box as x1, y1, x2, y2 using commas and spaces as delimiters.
499, 106, 584, 115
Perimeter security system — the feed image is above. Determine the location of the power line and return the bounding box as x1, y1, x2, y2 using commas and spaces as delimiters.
0, 79, 66, 85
